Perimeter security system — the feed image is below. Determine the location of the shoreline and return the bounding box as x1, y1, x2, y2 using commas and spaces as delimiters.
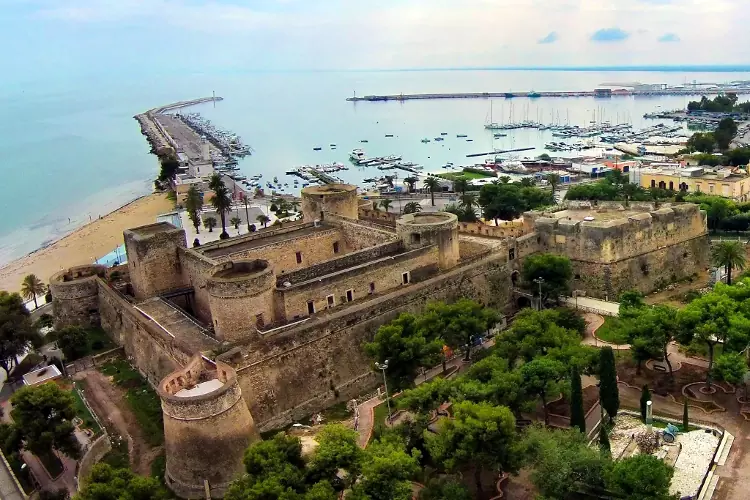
0, 193, 174, 294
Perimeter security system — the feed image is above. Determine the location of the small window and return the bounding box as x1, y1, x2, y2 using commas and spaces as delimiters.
346, 289, 354, 302
402, 272, 410, 285
333, 241, 340, 254
410, 233, 421, 245
307, 301, 315, 314
369, 282, 375, 294
296, 251, 303, 264
327, 295, 335, 307
508, 248, 516, 261
255, 314, 264, 328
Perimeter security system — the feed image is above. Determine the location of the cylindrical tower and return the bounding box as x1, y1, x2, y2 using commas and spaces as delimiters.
124, 222, 187, 300
301, 184, 359, 222
159, 356, 260, 499
49, 265, 107, 329
396, 212, 460, 270
206, 260, 275, 341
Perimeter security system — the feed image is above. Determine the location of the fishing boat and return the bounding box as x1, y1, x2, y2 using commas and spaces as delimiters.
361, 139, 369, 143
457, 134, 468, 138
494, 133, 508, 138
385, 134, 394, 137
434, 137, 444, 142
528, 91, 541, 98
466, 139, 474, 142
421, 138, 431, 143
440, 132, 448, 136
330, 144, 336, 147
313, 147, 322, 151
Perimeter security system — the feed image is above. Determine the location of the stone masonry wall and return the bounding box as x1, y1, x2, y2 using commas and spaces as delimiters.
278, 246, 439, 320
97, 281, 188, 385
327, 214, 398, 250
218, 251, 513, 430
178, 248, 216, 325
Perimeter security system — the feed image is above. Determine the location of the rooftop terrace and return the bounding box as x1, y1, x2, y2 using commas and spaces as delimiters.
200, 223, 336, 258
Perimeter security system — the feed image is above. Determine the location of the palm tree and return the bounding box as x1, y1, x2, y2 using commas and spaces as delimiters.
499, 176, 511, 184
204, 216, 217, 232
403, 202, 422, 214
185, 185, 203, 234
380, 199, 393, 212
256, 214, 271, 228
21, 274, 46, 309
453, 178, 469, 195
230, 217, 241, 230
403, 177, 418, 193
712, 240, 746, 285
545, 173, 560, 200
459, 193, 477, 212
209, 174, 232, 239
423, 177, 442, 206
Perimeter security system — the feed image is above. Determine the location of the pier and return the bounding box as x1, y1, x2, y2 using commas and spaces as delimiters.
346, 87, 750, 102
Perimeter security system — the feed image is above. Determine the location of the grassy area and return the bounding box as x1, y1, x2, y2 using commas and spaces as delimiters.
435, 170, 494, 181
71, 383, 101, 435
101, 435, 129, 469
594, 316, 629, 345
86, 327, 116, 356
100, 360, 164, 446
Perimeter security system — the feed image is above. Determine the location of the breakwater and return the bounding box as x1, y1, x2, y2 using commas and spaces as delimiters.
347, 87, 750, 102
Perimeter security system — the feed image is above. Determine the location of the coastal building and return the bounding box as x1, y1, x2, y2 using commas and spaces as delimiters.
50, 184, 710, 497
636, 165, 750, 200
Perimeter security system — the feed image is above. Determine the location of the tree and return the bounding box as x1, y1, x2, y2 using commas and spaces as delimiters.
570, 366, 585, 433
397, 377, 453, 414
606, 454, 675, 500
712, 240, 746, 285
418, 478, 471, 500
231, 216, 242, 230
350, 438, 419, 500
21, 274, 46, 310
713, 352, 748, 400
620, 305, 678, 379
423, 177, 442, 206
403, 202, 422, 214
545, 173, 560, 200
11, 383, 80, 460
425, 401, 520, 494
479, 183, 525, 223
417, 299, 497, 361
714, 117, 738, 150
453, 178, 469, 195
523, 426, 608, 499
403, 176, 418, 193
307, 424, 362, 486
458, 193, 477, 215
76, 463, 170, 500
520, 358, 566, 425
599, 421, 610, 455
157, 154, 180, 182
256, 214, 270, 228
209, 173, 233, 239
57, 326, 89, 361
379, 199, 393, 212
640, 385, 651, 422
521, 253, 573, 303
599, 346, 619, 420
0, 292, 35, 379
621, 182, 639, 208
364, 313, 442, 390
204, 216, 217, 232
686, 132, 716, 153
706, 198, 733, 234
619, 290, 645, 311
683, 399, 689, 431
185, 185, 203, 234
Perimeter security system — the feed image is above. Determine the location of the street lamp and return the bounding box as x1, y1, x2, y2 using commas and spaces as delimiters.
375, 360, 392, 422
533, 277, 545, 311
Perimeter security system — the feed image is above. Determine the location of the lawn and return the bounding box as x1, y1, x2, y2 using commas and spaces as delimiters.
594, 316, 629, 345
436, 170, 495, 181
86, 327, 116, 356
71, 383, 101, 435
100, 360, 164, 446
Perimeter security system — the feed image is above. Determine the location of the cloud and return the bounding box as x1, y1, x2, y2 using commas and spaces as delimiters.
538, 32, 559, 44
590, 28, 630, 42
658, 33, 680, 42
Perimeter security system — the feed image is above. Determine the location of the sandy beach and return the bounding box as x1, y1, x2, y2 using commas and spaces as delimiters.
0, 193, 174, 293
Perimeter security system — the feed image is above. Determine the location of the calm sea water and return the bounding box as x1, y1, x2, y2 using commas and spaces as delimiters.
1, 69, 749, 264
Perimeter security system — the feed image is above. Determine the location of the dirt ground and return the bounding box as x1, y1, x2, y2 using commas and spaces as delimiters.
546, 385, 600, 418
75, 369, 162, 475
643, 269, 711, 308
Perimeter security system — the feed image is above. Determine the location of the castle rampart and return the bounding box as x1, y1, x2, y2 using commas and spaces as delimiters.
301, 184, 359, 222
159, 356, 258, 498
49, 265, 107, 328
397, 212, 459, 270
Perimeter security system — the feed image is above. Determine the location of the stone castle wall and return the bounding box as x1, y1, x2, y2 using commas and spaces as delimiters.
177, 248, 215, 325
218, 251, 513, 430
327, 214, 398, 249
277, 246, 439, 320
49, 265, 107, 329
301, 184, 359, 223
124, 224, 188, 300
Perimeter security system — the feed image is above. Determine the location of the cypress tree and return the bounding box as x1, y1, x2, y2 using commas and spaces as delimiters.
683, 399, 689, 431
599, 346, 620, 420
599, 421, 610, 455
570, 366, 586, 433
640, 385, 651, 422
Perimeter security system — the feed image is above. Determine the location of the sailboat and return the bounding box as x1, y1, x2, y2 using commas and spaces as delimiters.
484, 100, 505, 130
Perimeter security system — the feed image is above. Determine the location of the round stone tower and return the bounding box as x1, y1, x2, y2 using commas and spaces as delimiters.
206, 260, 275, 341
159, 356, 259, 499
49, 264, 107, 329
301, 184, 359, 222
396, 212, 460, 270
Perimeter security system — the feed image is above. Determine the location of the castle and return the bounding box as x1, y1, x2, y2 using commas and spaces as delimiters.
49, 185, 709, 498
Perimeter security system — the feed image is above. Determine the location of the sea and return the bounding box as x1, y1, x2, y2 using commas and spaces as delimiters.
2, 68, 750, 265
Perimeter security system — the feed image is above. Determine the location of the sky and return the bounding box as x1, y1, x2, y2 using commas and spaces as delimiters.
1, 0, 748, 82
